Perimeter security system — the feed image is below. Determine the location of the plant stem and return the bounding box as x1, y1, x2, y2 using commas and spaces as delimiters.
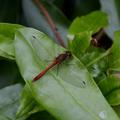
34, 0, 66, 48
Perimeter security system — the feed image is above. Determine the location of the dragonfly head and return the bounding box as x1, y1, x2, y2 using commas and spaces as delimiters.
65, 51, 71, 58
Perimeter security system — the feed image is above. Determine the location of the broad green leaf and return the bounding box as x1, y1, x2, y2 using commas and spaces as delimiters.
68, 31, 92, 59
98, 75, 120, 96
22, 0, 70, 45
17, 86, 55, 120
108, 31, 120, 71
0, 35, 14, 57
107, 89, 120, 106
0, 23, 22, 39
68, 32, 109, 70
15, 26, 65, 119
0, 49, 14, 60
0, 23, 22, 59
0, 84, 23, 120
100, 0, 120, 38
14, 27, 119, 120
68, 11, 109, 68
68, 11, 120, 107
68, 11, 108, 35
82, 47, 109, 67
0, 23, 24, 91
94, 31, 120, 106
84, 31, 120, 83
16, 85, 43, 120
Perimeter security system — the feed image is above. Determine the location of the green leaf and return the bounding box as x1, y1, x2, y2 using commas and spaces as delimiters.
0, 23, 22, 40
98, 75, 120, 96
16, 85, 43, 120
107, 89, 120, 106
0, 23, 24, 92
0, 50, 14, 60
14, 27, 119, 120
108, 31, 120, 71
68, 11, 120, 108
0, 23, 23, 59
93, 31, 120, 106
15, 26, 64, 119
0, 35, 14, 57
68, 11, 109, 71
22, 0, 70, 45
100, 0, 120, 38
90, 31, 120, 106
69, 33, 109, 71
86, 31, 120, 81
68, 11, 108, 35
0, 84, 23, 120
68, 31, 92, 58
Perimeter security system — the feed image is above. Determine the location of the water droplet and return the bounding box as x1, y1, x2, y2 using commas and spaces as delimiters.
99, 111, 106, 119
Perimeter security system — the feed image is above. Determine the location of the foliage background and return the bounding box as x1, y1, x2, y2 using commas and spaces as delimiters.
0, 0, 120, 120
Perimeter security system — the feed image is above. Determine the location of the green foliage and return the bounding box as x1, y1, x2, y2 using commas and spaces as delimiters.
68, 31, 92, 58
68, 11, 108, 67
97, 31, 120, 106
0, 23, 22, 59
16, 86, 43, 119
68, 11, 120, 108
108, 31, 120, 71
0, 6, 120, 120
67, 9, 120, 111
14, 27, 119, 120
0, 84, 23, 120
68, 11, 108, 35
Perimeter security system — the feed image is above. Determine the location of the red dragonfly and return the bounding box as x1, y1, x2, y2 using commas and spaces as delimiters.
33, 51, 71, 82
33, 37, 99, 82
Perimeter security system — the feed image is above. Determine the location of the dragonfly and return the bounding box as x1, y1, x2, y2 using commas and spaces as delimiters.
32, 37, 99, 88
32, 50, 88, 88
33, 51, 71, 82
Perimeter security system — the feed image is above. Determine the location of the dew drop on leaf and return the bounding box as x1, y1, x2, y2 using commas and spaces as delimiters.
99, 111, 107, 119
